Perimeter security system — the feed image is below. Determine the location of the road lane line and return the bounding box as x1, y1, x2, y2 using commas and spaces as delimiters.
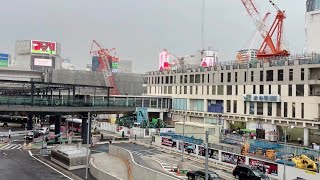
28, 150, 73, 180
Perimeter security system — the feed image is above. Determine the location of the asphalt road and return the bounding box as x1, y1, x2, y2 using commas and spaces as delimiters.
0, 150, 70, 180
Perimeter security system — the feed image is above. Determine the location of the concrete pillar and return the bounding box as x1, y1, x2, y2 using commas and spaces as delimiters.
159, 112, 164, 120
81, 113, 92, 144
55, 115, 61, 142
223, 120, 230, 130
304, 128, 309, 146
27, 114, 33, 130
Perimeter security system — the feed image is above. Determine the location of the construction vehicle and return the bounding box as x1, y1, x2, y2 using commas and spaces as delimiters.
240, 0, 290, 60
90, 40, 119, 95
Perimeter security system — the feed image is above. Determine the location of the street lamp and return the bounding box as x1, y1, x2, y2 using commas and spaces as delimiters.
283, 125, 294, 180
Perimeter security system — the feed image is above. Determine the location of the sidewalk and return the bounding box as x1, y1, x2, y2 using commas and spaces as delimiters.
91, 152, 129, 180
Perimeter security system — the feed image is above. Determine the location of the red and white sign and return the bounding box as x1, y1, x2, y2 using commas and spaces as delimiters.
159, 50, 170, 71
34, 58, 52, 67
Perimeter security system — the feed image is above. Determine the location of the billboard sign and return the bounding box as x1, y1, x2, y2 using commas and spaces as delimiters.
31, 40, 56, 55
0, 53, 9, 67
201, 50, 218, 68
221, 152, 245, 165
34, 58, 52, 67
249, 158, 278, 176
159, 49, 170, 71
136, 107, 148, 124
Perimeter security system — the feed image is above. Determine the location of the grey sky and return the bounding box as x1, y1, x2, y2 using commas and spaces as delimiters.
0, 0, 306, 73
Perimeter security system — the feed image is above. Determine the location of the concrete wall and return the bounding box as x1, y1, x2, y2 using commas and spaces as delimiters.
90, 158, 120, 180
109, 145, 179, 180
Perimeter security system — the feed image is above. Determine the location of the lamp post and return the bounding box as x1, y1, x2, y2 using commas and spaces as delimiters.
85, 112, 90, 179
181, 113, 186, 162
283, 125, 294, 180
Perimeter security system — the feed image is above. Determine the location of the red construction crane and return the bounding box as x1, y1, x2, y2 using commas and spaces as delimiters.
90, 40, 119, 95
241, 0, 290, 60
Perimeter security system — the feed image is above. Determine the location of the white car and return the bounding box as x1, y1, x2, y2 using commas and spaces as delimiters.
49, 125, 55, 131
36, 127, 49, 135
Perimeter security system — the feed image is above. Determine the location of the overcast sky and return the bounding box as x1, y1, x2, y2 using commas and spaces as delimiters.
0, 0, 306, 73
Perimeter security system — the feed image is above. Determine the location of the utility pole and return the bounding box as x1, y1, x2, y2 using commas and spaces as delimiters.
181, 114, 186, 162
85, 112, 90, 179
205, 130, 209, 180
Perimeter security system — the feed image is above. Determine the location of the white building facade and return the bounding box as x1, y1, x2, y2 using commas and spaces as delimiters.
145, 58, 320, 146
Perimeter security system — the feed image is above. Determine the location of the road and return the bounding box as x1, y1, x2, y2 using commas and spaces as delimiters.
0, 150, 71, 180
113, 143, 235, 180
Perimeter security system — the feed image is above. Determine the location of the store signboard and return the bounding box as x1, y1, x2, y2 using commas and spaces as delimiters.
34, 58, 52, 67
0, 53, 9, 67
243, 94, 281, 102
31, 40, 56, 55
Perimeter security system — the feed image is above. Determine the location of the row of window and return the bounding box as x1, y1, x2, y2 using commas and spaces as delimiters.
149, 84, 306, 97
148, 68, 305, 84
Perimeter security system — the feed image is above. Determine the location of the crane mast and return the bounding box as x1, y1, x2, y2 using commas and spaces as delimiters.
90, 40, 119, 95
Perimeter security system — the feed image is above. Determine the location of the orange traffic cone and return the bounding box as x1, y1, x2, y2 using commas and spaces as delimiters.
177, 169, 180, 175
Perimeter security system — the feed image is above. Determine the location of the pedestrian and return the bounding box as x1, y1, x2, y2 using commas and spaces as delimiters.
8, 129, 11, 139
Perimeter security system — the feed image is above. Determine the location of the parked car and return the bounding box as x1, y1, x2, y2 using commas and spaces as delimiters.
187, 170, 223, 180
49, 125, 55, 131
233, 165, 269, 180
36, 127, 49, 135
25, 130, 41, 140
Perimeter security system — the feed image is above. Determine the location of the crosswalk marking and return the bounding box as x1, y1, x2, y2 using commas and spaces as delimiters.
0, 144, 22, 150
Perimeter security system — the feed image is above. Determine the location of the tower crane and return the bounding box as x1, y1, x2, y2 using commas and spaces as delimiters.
90, 40, 119, 95
240, 0, 290, 60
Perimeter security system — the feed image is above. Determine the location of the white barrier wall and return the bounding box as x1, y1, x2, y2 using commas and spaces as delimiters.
154, 135, 320, 180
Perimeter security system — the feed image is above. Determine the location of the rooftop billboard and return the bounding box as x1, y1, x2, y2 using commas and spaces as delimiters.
0, 53, 9, 67
31, 40, 56, 55
34, 58, 52, 67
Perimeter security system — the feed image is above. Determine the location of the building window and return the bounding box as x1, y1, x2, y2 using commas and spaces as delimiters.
190, 75, 194, 83
233, 100, 237, 113
251, 71, 254, 82
278, 85, 281, 95
207, 86, 209, 95
180, 75, 183, 84
184, 86, 187, 94
236, 85, 238, 95
195, 74, 200, 83
157, 77, 160, 84
260, 71, 263, 82
301, 68, 305, 81
217, 85, 224, 95
161, 76, 164, 84
249, 102, 254, 115
195, 86, 198, 94
244, 102, 247, 114
168, 86, 172, 94
268, 102, 272, 116
243, 85, 246, 94
244, 72, 247, 82
260, 85, 264, 94
227, 100, 231, 113
202, 74, 204, 83
284, 102, 288, 117
220, 73, 224, 83
180, 86, 182, 94
164, 86, 167, 94
184, 75, 187, 83
292, 102, 295, 118
289, 69, 293, 81
174, 76, 176, 83
212, 85, 216, 95
276, 102, 281, 116
269, 85, 272, 94
288, 85, 292, 96
227, 72, 231, 82
235, 72, 238, 82
278, 69, 283, 81
301, 103, 304, 119
296, 84, 304, 96
266, 70, 273, 81
257, 102, 263, 115
212, 73, 215, 83
253, 85, 256, 94
227, 85, 232, 95
190, 86, 193, 94
207, 74, 210, 83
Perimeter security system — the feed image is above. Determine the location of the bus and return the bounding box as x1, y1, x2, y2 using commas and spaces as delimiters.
65, 118, 82, 132
0, 115, 28, 128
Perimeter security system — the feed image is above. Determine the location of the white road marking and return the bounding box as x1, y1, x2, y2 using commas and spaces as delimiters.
28, 150, 73, 180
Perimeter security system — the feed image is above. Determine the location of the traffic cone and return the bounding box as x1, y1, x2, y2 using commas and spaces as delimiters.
177, 168, 180, 175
